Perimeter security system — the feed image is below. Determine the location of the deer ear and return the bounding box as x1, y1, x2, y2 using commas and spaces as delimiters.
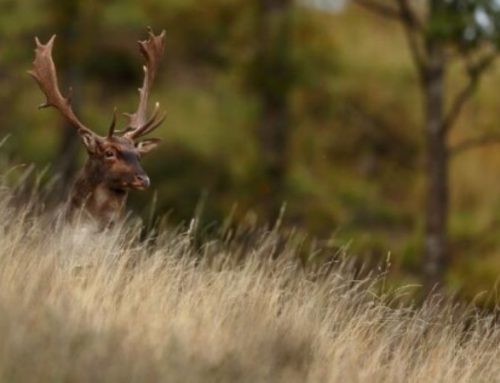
136, 138, 161, 156
80, 131, 100, 154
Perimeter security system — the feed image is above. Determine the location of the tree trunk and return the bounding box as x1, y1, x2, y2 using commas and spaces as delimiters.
422, 41, 448, 291
50, 0, 83, 196
254, 0, 293, 219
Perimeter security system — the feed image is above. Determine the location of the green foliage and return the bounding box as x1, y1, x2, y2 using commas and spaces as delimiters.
427, 0, 500, 49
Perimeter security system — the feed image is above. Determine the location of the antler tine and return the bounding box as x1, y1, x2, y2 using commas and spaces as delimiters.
108, 107, 118, 138
28, 35, 98, 138
124, 28, 166, 140
126, 102, 161, 139
141, 111, 166, 137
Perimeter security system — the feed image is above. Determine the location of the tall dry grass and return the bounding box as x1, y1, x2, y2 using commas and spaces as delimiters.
0, 181, 499, 383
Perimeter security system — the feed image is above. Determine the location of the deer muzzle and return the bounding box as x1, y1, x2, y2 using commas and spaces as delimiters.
131, 174, 150, 190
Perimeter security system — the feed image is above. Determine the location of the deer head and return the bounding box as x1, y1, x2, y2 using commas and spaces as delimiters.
29, 29, 166, 193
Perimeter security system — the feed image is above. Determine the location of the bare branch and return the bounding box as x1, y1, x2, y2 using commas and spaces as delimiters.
353, 0, 423, 29
450, 133, 500, 156
352, 0, 402, 20
394, 0, 427, 75
443, 51, 497, 134
354, 0, 427, 74
394, 0, 423, 30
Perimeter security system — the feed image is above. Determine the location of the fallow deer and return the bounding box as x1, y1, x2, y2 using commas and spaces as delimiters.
29, 29, 166, 228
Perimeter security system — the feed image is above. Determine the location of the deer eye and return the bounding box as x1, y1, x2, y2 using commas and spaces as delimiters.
105, 150, 115, 159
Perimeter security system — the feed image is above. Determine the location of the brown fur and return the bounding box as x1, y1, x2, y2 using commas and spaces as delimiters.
66, 136, 154, 228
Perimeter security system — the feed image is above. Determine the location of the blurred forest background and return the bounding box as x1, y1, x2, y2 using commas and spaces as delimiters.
2, 0, 500, 304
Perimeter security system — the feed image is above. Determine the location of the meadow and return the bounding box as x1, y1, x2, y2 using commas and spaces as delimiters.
2, 2, 500, 381
0, 180, 499, 383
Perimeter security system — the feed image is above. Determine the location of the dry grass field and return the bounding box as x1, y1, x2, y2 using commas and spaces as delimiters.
0, 181, 499, 383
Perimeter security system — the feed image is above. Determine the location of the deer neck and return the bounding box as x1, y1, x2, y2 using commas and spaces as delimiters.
68, 160, 128, 227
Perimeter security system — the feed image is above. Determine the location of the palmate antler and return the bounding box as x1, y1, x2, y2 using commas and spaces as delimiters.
123, 28, 166, 141
30, 29, 166, 142
28, 35, 100, 140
